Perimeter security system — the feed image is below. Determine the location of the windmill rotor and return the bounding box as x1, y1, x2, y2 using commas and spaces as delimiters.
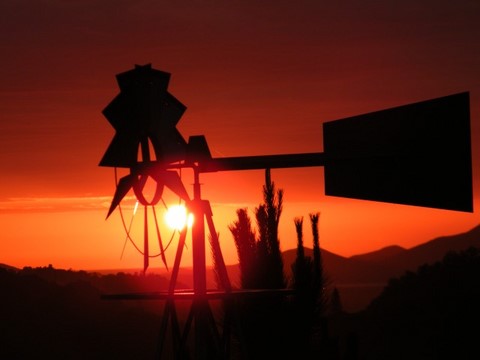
100, 63, 187, 168
101, 64, 193, 273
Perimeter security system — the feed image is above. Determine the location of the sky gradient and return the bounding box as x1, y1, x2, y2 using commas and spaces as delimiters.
1, 0, 480, 270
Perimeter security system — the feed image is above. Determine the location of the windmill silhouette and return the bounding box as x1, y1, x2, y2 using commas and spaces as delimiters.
100, 64, 473, 359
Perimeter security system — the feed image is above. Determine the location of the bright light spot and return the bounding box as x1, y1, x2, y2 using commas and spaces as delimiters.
165, 204, 193, 231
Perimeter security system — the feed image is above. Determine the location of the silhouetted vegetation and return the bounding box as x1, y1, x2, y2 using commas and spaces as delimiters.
0, 266, 166, 359
292, 217, 311, 289
310, 212, 328, 314
359, 247, 480, 359
229, 172, 339, 358
328, 247, 480, 359
229, 169, 285, 290
20, 264, 172, 294
256, 169, 285, 289
289, 213, 337, 358
229, 208, 258, 289
228, 171, 294, 357
330, 287, 343, 317
229, 172, 480, 359
2, 231, 479, 358
228, 169, 288, 358
290, 216, 317, 357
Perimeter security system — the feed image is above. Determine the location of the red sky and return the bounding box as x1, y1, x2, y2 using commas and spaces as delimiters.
1, 0, 480, 271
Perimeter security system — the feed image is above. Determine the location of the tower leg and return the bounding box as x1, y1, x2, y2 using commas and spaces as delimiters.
157, 227, 188, 359
158, 167, 233, 359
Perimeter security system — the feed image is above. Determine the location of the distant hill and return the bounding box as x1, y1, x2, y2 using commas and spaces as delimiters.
356, 247, 480, 359
0, 263, 18, 271
0, 267, 163, 358
377, 224, 480, 276
2, 224, 478, 313
282, 224, 480, 286
349, 245, 406, 263
280, 224, 480, 312
212, 225, 480, 312
283, 247, 388, 285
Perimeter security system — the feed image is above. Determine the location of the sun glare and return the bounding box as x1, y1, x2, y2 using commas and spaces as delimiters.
165, 204, 193, 231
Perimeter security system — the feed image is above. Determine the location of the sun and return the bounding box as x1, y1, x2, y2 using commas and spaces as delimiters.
165, 204, 193, 231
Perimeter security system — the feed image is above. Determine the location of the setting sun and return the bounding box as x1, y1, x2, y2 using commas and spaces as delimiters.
165, 204, 194, 231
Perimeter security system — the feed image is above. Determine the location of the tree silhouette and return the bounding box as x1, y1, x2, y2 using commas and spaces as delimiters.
330, 287, 343, 316
290, 212, 338, 357
229, 208, 258, 289
292, 217, 311, 291
229, 169, 285, 290
228, 170, 288, 358
360, 247, 480, 359
310, 212, 328, 315
0, 267, 169, 359
255, 169, 285, 289
290, 216, 317, 357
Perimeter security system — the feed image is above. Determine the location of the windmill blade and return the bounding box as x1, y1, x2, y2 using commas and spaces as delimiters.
158, 91, 187, 127
187, 135, 212, 164
102, 92, 132, 131
150, 128, 188, 164
323, 92, 472, 212
152, 170, 190, 202
103, 65, 188, 168
149, 92, 188, 163
116, 65, 172, 132
107, 174, 136, 218
116, 64, 171, 93
99, 132, 140, 168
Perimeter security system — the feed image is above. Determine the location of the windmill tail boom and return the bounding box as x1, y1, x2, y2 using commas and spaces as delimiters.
198, 152, 326, 172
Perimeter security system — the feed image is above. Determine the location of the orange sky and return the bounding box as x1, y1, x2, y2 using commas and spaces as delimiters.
1, 1, 480, 271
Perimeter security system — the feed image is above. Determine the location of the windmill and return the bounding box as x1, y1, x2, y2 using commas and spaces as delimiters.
100, 64, 473, 359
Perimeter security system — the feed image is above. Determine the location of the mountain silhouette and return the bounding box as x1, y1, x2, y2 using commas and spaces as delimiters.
1, 225, 478, 357
349, 245, 406, 262
282, 224, 480, 285
0, 263, 19, 271
372, 224, 480, 276
353, 247, 480, 359
324, 247, 480, 359
2, 224, 478, 314
282, 224, 480, 312
0, 267, 162, 359
283, 247, 388, 285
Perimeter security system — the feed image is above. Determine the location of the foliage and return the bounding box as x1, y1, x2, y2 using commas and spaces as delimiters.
292, 217, 313, 292
291, 213, 330, 314
229, 169, 285, 289
360, 247, 480, 359
290, 213, 337, 357
229, 208, 257, 289
330, 287, 343, 316
228, 170, 290, 358
255, 169, 285, 289
229, 169, 342, 357
20, 264, 171, 294
0, 266, 164, 359
309, 212, 329, 315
